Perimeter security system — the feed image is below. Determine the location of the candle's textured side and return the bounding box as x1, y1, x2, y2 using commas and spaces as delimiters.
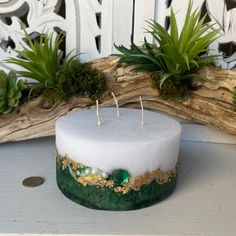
55, 108, 181, 210
56, 155, 178, 210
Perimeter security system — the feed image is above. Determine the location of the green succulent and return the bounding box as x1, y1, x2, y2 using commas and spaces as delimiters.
115, 0, 221, 97
5, 29, 71, 91
0, 70, 25, 114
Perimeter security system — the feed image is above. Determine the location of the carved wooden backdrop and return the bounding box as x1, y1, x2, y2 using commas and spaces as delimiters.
0, 0, 69, 72
0, 0, 236, 143
1, 0, 236, 70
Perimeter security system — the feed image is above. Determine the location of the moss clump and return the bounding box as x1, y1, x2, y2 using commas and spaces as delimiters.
54, 59, 106, 102
151, 73, 192, 102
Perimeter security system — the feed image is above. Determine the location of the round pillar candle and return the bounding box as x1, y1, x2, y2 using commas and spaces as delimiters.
56, 108, 182, 210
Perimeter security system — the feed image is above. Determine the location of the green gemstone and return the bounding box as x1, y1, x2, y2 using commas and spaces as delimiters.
78, 167, 91, 176
111, 169, 130, 186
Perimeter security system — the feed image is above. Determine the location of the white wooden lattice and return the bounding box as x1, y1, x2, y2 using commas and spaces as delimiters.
0, 0, 71, 72
0, 0, 235, 70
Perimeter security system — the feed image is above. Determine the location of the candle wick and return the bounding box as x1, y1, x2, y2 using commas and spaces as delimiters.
96, 100, 101, 126
111, 92, 120, 117
139, 96, 144, 128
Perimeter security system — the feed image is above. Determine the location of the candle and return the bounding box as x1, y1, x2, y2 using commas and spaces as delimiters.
56, 107, 182, 210
56, 108, 181, 175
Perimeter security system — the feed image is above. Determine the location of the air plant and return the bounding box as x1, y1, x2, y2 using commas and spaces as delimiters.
115, 0, 221, 99
5, 29, 71, 91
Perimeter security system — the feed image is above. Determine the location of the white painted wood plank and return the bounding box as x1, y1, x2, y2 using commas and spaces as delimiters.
150, 110, 236, 144
77, 0, 101, 62
112, 0, 133, 53
78, 0, 114, 62
154, 0, 169, 27
133, 0, 156, 44
100, 0, 114, 58
65, 0, 79, 55
182, 124, 236, 144
0, 137, 236, 235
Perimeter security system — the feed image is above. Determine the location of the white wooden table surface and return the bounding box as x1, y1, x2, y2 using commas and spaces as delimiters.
0, 137, 236, 236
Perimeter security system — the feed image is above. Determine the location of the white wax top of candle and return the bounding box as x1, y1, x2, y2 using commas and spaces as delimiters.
56, 108, 181, 176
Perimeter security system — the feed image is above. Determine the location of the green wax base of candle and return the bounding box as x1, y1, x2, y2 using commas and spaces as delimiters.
56, 160, 177, 211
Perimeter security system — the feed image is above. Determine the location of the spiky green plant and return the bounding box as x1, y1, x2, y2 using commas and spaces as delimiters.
5, 30, 69, 90
0, 70, 25, 114
5, 30, 106, 103
115, 0, 221, 91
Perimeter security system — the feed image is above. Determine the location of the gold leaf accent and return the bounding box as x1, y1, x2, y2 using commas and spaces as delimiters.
57, 154, 177, 194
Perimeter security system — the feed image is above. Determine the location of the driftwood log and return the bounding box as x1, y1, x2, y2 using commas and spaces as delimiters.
0, 56, 236, 143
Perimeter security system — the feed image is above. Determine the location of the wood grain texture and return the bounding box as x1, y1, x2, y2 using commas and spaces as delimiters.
0, 56, 236, 143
